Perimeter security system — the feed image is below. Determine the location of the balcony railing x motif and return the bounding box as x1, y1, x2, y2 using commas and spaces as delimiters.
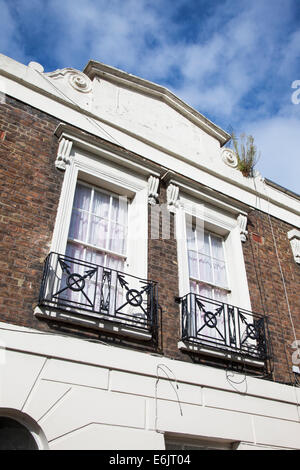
177, 293, 270, 365
39, 252, 158, 332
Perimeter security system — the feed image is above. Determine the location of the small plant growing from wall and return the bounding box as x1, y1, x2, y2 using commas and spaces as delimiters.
231, 132, 260, 177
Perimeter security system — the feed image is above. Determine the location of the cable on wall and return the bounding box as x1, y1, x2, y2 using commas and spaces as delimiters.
262, 180, 299, 350
260, 179, 300, 421
154, 363, 183, 432
36, 70, 124, 149
251, 177, 293, 383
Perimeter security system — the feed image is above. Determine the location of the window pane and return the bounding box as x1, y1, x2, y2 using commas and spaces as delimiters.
211, 234, 224, 260
198, 253, 213, 283
197, 229, 208, 255
88, 215, 109, 249
73, 184, 91, 211
186, 224, 196, 250
197, 282, 213, 298
111, 195, 127, 225
197, 230, 211, 256
190, 280, 198, 294
68, 183, 127, 270
109, 222, 127, 254
188, 250, 198, 279
66, 241, 85, 261
85, 247, 105, 267
186, 221, 229, 301
214, 287, 228, 303
106, 255, 124, 272
69, 209, 89, 242
213, 259, 227, 287
92, 190, 110, 218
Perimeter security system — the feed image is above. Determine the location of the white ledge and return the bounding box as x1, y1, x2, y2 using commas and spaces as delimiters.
34, 306, 153, 341
178, 341, 265, 368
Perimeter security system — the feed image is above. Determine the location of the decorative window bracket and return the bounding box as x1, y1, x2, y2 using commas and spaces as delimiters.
237, 214, 248, 242
55, 137, 73, 170
288, 229, 300, 264
167, 183, 180, 212
148, 175, 159, 205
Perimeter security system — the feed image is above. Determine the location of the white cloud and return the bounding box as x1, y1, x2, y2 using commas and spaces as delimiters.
0, 0, 28, 63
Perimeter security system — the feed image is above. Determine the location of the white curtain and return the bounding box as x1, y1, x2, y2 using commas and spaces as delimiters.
187, 224, 228, 342
63, 183, 128, 312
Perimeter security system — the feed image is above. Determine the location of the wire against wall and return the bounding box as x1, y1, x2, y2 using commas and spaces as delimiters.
262, 180, 299, 352
260, 178, 300, 422
36, 70, 124, 149
154, 364, 183, 432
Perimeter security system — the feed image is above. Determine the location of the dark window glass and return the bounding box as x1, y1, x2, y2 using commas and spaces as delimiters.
0, 417, 38, 450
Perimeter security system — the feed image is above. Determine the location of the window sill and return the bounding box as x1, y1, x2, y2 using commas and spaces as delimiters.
178, 340, 265, 368
34, 306, 153, 341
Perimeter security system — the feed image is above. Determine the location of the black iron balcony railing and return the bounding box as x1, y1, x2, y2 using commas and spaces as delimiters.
38, 252, 158, 332
177, 293, 270, 365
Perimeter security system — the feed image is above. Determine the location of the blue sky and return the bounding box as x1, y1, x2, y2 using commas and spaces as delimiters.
1, 0, 300, 193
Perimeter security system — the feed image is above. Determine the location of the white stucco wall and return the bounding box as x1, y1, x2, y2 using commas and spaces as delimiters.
0, 322, 299, 450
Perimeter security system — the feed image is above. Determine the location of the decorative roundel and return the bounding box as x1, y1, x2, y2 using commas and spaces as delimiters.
126, 289, 143, 307
221, 148, 238, 168
68, 72, 92, 93
204, 311, 218, 328
67, 273, 86, 292
246, 324, 258, 340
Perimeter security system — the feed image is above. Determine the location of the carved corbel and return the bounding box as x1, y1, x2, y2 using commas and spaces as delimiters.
147, 175, 159, 205
55, 137, 73, 170
45, 68, 93, 94
288, 230, 300, 264
237, 214, 248, 242
167, 183, 180, 212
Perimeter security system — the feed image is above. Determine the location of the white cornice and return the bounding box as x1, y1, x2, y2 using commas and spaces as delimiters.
167, 176, 249, 217
54, 123, 161, 178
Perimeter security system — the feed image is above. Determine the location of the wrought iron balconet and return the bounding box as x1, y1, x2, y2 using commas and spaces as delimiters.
39, 252, 158, 332
179, 293, 270, 363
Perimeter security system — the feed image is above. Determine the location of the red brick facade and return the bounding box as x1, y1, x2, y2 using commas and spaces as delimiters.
0, 96, 62, 331
0, 96, 299, 384
243, 211, 300, 384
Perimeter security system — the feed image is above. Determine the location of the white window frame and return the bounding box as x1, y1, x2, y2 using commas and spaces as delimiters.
35, 136, 157, 339
186, 224, 231, 299
51, 145, 149, 281
67, 180, 128, 267
176, 192, 252, 311
175, 191, 262, 361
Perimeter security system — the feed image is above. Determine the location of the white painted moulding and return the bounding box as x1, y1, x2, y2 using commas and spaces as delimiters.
147, 175, 159, 205
0, 320, 299, 406
288, 229, 300, 264
237, 213, 248, 242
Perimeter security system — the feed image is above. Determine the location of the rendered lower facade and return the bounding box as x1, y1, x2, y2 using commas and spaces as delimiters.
0, 54, 300, 449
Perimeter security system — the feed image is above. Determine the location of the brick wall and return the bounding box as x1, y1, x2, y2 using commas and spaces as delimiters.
242, 211, 300, 384
0, 96, 299, 384
0, 96, 62, 331
148, 186, 300, 383
148, 183, 181, 359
